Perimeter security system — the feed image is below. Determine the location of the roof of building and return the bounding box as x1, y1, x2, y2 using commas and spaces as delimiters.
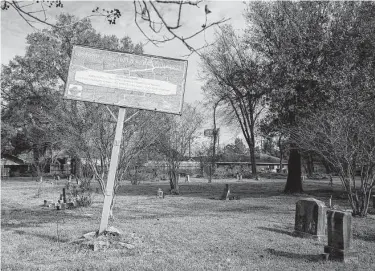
1, 154, 27, 166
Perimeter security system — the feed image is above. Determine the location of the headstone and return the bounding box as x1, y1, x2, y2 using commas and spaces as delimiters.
324, 210, 358, 263
60, 203, 66, 210
67, 202, 75, 208
220, 184, 230, 200
294, 198, 327, 240
157, 188, 164, 199
185, 175, 190, 183
43, 200, 53, 207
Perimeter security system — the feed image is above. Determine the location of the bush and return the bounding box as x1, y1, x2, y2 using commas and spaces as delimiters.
66, 177, 93, 207
213, 167, 233, 179
241, 169, 254, 179
259, 172, 288, 179
308, 173, 328, 180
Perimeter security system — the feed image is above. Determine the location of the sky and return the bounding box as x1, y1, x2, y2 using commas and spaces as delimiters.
0, 0, 249, 148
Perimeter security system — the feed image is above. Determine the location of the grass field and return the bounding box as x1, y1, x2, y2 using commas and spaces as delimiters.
1, 177, 375, 271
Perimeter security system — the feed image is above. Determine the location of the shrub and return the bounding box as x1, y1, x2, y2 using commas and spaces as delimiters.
213, 167, 233, 179
66, 177, 93, 207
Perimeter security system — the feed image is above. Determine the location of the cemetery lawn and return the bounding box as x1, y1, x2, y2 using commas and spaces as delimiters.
1, 177, 375, 271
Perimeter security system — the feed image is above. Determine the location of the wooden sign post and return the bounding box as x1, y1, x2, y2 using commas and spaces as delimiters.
98, 107, 126, 234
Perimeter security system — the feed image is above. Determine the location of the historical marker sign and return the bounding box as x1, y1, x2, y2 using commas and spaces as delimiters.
64, 46, 189, 235
64, 45, 188, 115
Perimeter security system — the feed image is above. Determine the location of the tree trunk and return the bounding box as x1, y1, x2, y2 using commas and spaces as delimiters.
305, 153, 314, 177
212, 135, 217, 181
249, 129, 258, 179
211, 104, 219, 182
250, 148, 257, 179
284, 148, 303, 193
347, 185, 371, 217
208, 164, 212, 183
278, 135, 283, 172
36, 166, 43, 182
169, 166, 179, 194
322, 159, 332, 174
71, 156, 82, 179
33, 145, 44, 182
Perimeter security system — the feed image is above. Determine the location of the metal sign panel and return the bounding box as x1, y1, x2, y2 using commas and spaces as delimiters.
64, 45, 188, 115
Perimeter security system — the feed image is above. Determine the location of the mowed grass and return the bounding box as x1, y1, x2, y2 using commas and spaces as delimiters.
1, 177, 375, 271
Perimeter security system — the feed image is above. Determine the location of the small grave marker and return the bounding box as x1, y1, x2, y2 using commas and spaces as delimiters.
43, 200, 52, 207
324, 210, 358, 263
157, 188, 164, 199
294, 198, 327, 240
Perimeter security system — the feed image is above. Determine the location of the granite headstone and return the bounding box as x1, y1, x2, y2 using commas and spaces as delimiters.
324, 210, 358, 263
294, 198, 327, 240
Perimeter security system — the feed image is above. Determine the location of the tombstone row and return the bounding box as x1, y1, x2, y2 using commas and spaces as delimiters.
43, 188, 77, 210
294, 198, 357, 263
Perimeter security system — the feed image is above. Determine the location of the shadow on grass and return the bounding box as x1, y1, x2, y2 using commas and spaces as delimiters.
29, 232, 70, 243
305, 189, 348, 201
113, 210, 220, 221
258, 226, 294, 237
219, 206, 272, 213
354, 230, 375, 242
1, 208, 95, 230
266, 248, 323, 262
10, 229, 70, 243
115, 182, 285, 200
